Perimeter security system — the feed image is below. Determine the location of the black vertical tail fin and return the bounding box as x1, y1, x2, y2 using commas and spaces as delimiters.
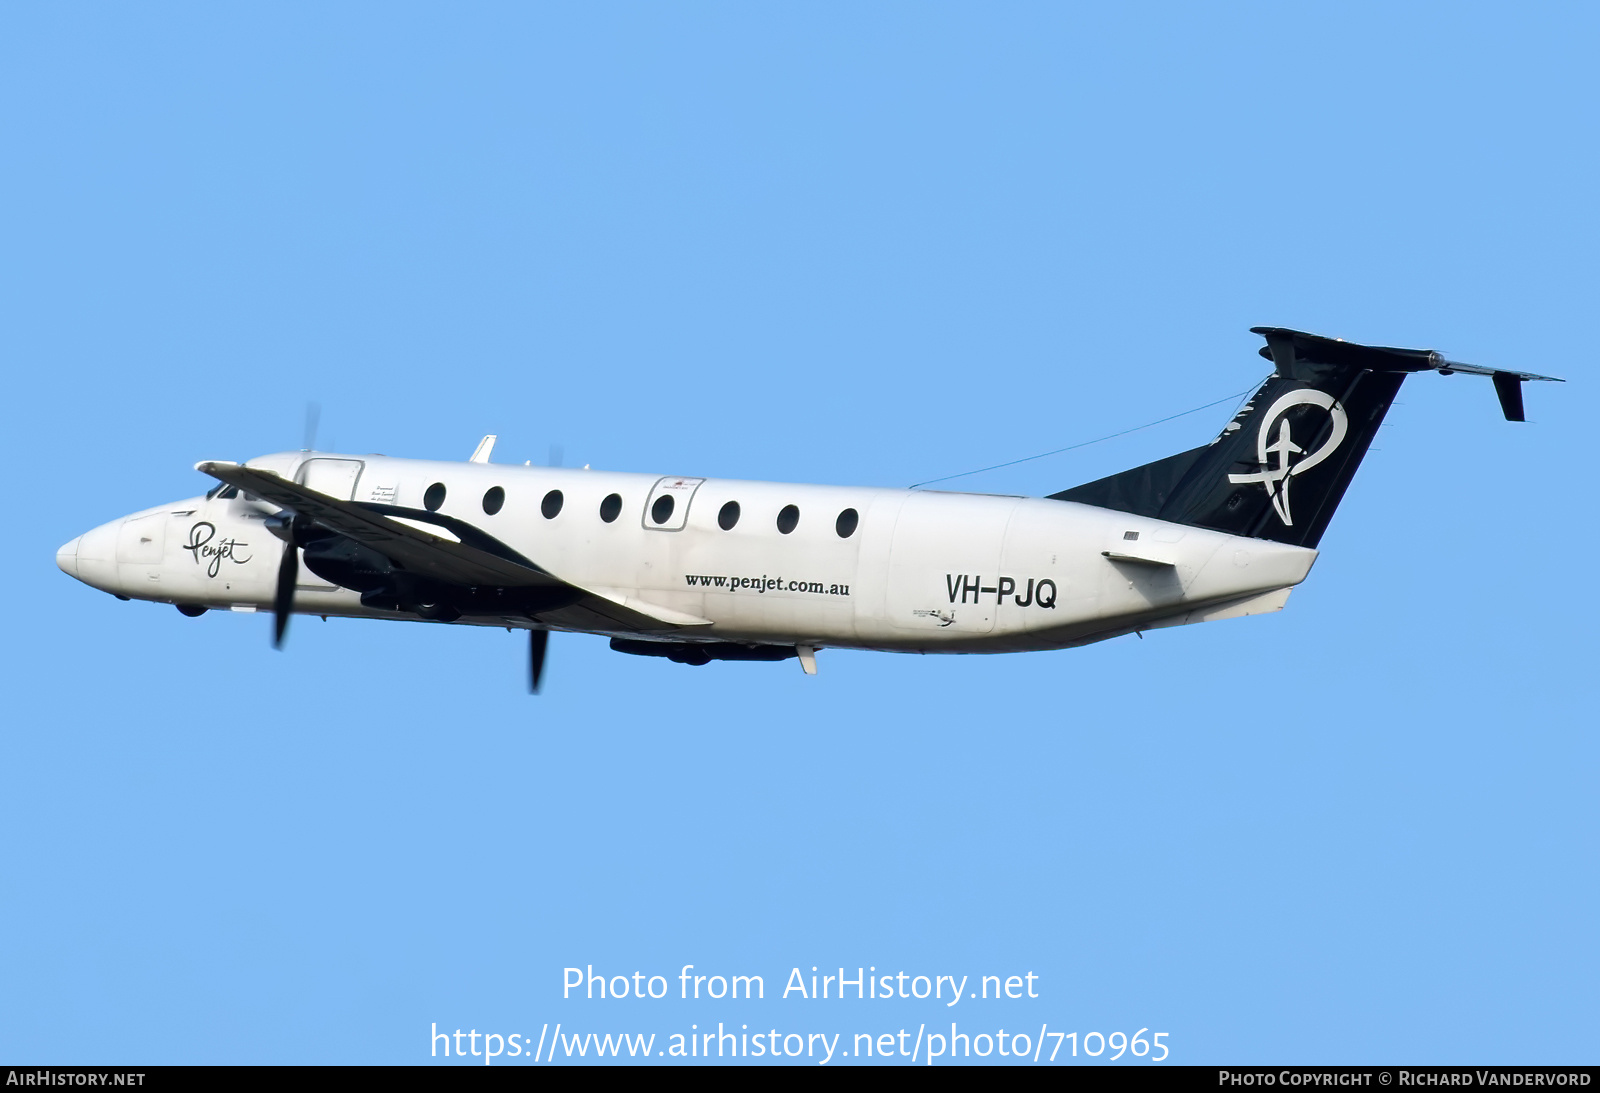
1049, 327, 1562, 549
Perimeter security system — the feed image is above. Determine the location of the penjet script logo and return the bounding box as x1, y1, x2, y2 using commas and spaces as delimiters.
1227, 388, 1348, 526
183, 521, 253, 578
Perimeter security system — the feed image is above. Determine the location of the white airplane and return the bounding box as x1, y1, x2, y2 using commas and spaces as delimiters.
56, 328, 1559, 691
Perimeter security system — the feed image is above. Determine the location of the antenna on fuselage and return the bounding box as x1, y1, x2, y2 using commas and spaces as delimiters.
301, 402, 321, 452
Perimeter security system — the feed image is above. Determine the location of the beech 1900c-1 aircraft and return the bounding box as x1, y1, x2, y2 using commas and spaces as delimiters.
56, 328, 1561, 692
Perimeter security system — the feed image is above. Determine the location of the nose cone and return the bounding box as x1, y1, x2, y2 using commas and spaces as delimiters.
59, 518, 123, 593
56, 536, 81, 578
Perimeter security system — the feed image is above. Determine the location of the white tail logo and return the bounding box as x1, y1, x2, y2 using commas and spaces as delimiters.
1227, 389, 1348, 526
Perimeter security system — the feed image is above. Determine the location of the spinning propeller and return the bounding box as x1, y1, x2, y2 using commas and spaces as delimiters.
263, 410, 556, 693
266, 512, 309, 650
266, 507, 550, 694
273, 533, 297, 649
269, 402, 320, 650
529, 629, 549, 694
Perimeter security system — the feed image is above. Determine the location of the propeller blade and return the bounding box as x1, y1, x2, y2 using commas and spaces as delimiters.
529, 628, 549, 694
273, 542, 298, 649
302, 401, 321, 452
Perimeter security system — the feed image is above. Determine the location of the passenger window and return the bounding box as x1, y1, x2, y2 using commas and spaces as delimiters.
835, 507, 859, 538
482, 486, 505, 515
599, 493, 622, 523
776, 505, 799, 534
542, 490, 564, 519
651, 494, 675, 525
424, 483, 447, 511
718, 501, 740, 530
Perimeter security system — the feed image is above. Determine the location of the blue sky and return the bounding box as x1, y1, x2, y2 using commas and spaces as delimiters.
2, 2, 1594, 1065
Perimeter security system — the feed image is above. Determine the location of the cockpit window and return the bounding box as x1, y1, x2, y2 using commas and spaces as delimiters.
206, 484, 239, 500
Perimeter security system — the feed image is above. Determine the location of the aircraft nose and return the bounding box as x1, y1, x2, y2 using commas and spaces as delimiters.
59, 518, 124, 593
56, 536, 81, 578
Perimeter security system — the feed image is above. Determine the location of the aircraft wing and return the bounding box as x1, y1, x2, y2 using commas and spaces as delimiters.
198, 461, 558, 588
195, 462, 710, 633
536, 592, 714, 634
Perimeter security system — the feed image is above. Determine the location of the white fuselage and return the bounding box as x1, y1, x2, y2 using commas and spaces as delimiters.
57, 451, 1318, 654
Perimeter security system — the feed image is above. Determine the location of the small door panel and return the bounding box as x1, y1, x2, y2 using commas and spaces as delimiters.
298, 458, 365, 500
642, 477, 704, 531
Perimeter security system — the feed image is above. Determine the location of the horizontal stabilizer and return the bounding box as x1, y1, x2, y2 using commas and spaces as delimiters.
1052, 326, 1564, 548
1251, 326, 1563, 421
